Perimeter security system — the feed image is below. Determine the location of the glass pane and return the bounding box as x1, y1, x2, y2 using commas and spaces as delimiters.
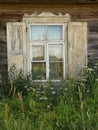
31, 25, 46, 40
49, 62, 63, 79
32, 45, 45, 61
47, 25, 63, 40
49, 44, 63, 61
32, 62, 46, 80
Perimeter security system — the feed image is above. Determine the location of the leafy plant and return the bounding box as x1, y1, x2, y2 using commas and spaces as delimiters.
0, 63, 98, 129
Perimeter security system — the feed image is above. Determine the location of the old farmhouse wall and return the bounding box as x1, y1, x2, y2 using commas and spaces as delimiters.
0, 4, 98, 79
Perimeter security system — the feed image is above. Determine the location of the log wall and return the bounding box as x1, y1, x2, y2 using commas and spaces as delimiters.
0, 4, 98, 79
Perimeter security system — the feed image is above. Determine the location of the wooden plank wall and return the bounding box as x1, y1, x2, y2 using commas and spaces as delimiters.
0, 0, 98, 4
0, 4, 98, 79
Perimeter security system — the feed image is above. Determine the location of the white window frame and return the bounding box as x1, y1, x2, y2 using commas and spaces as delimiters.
29, 24, 66, 81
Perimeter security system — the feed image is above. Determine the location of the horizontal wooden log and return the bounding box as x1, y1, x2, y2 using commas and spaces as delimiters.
0, 0, 98, 4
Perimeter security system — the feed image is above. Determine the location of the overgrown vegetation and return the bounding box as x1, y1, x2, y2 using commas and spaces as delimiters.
0, 64, 98, 130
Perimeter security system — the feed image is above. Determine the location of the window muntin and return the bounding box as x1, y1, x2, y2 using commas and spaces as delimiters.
30, 24, 65, 80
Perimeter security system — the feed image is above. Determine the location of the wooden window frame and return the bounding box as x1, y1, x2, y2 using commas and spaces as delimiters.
29, 24, 66, 81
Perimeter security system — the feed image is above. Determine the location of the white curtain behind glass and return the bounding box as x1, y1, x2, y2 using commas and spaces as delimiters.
31, 25, 46, 40
47, 25, 63, 40
31, 25, 63, 41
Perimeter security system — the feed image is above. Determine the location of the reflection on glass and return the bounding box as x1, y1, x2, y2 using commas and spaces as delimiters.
49, 44, 63, 61
32, 62, 46, 80
49, 62, 63, 79
31, 25, 46, 40
47, 25, 63, 40
32, 45, 45, 61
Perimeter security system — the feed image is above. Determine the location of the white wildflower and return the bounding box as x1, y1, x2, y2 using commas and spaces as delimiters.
33, 88, 36, 92
39, 97, 47, 101
87, 90, 90, 93
27, 88, 30, 91
52, 91, 56, 94
60, 87, 63, 90
96, 79, 98, 82
39, 97, 43, 101
50, 87, 54, 90
47, 105, 51, 108
64, 88, 67, 91
41, 91, 45, 94
43, 97, 48, 100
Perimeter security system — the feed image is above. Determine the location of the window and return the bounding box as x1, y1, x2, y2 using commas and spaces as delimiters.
7, 13, 87, 80
30, 25, 65, 80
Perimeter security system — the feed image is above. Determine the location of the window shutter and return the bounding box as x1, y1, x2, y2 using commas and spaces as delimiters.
7, 22, 27, 73
68, 22, 87, 77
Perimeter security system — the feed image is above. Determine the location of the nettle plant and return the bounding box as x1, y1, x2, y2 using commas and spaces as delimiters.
7, 63, 98, 108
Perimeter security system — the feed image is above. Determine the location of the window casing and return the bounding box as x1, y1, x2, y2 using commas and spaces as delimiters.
29, 24, 66, 81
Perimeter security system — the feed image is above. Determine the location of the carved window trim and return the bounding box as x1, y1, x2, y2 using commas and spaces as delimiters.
23, 12, 70, 81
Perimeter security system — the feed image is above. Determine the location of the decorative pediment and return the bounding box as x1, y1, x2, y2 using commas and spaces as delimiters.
23, 12, 71, 22
23, 12, 57, 17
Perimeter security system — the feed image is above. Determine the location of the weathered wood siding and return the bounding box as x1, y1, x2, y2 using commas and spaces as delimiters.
0, 4, 98, 79
0, 0, 98, 4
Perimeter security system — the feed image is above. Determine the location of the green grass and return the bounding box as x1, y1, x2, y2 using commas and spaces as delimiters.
0, 65, 98, 130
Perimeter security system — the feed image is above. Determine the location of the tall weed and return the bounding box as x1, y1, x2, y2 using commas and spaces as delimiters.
0, 64, 97, 129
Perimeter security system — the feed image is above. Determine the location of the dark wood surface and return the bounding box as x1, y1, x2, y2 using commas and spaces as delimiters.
0, 4, 98, 79
0, 0, 98, 4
